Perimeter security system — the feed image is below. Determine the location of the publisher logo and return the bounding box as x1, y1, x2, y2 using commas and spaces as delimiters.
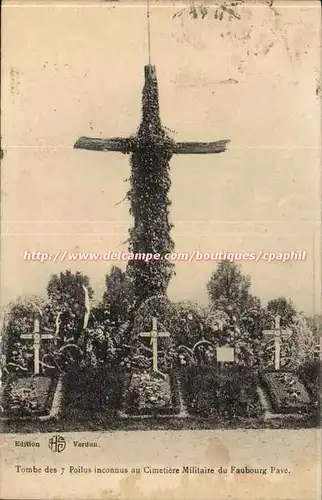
48, 435, 66, 453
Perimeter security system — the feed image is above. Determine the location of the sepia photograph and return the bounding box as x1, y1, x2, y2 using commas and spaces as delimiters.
0, 1, 321, 499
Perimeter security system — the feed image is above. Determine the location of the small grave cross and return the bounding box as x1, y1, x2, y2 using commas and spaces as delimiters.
20, 315, 55, 375
263, 315, 292, 371
139, 317, 170, 372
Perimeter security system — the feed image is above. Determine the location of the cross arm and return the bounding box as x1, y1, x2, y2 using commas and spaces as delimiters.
173, 139, 230, 155
263, 330, 276, 336
281, 329, 292, 338
20, 334, 33, 339
263, 329, 292, 337
74, 136, 135, 154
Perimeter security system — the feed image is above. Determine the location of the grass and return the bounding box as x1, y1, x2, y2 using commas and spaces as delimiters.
1, 412, 318, 434
181, 365, 263, 418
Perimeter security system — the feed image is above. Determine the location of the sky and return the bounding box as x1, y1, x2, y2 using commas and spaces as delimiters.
1, 0, 321, 315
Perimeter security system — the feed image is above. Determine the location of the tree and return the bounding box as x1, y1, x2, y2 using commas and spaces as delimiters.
307, 314, 322, 343
46, 270, 94, 342
132, 295, 174, 335
3, 295, 45, 340
234, 305, 272, 367
101, 266, 135, 326
207, 260, 259, 316
170, 301, 210, 347
272, 313, 316, 370
267, 297, 296, 327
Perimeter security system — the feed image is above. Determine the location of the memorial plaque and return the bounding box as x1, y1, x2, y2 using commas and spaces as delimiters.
216, 347, 235, 363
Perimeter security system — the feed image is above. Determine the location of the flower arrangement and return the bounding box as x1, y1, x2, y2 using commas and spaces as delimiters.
6, 385, 39, 414
125, 371, 172, 412
2, 377, 54, 417
6, 342, 32, 374
262, 372, 311, 413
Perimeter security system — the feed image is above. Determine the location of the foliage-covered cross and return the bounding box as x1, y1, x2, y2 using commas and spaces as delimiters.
74, 64, 229, 305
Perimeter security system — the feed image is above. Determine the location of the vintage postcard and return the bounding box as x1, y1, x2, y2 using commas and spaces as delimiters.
0, 1, 321, 499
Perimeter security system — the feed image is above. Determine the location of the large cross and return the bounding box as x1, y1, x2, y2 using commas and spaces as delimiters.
263, 315, 292, 371
20, 315, 55, 375
74, 65, 229, 156
139, 316, 170, 372
74, 64, 229, 303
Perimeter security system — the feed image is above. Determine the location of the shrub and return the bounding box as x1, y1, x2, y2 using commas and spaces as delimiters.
297, 360, 320, 406
5, 342, 33, 374
64, 366, 121, 413
182, 365, 262, 418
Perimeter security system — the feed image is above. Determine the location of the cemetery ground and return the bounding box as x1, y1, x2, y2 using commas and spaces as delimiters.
1, 269, 320, 434
1, 360, 319, 433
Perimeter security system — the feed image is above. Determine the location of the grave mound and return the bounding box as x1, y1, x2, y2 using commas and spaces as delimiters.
1, 376, 59, 419
261, 372, 312, 414
121, 370, 181, 416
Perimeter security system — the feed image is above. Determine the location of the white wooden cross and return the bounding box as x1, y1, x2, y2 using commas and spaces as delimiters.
20, 315, 55, 375
139, 316, 170, 372
263, 315, 292, 371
